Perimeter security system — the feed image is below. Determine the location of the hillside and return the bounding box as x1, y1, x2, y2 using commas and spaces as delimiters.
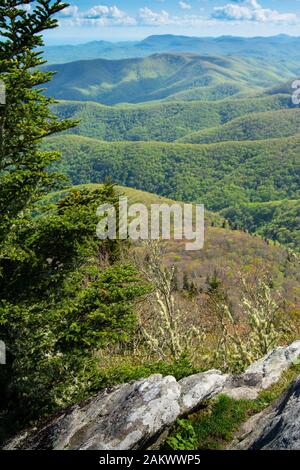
43, 34, 300, 64
163, 83, 249, 102
180, 109, 300, 144
45, 134, 300, 211
41, 184, 300, 307
222, 200, 300, 252
40, 183, 221, 224
53, 94, 293, 142
44, 53, 296, 105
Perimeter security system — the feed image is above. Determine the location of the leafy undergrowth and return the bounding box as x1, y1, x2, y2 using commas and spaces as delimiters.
165, 361, 300, 450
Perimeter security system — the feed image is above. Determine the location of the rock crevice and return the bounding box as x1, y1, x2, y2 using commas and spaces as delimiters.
228, 375, 300, 450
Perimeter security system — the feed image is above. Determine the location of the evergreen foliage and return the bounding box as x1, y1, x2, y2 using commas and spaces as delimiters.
0, 0, 77, 249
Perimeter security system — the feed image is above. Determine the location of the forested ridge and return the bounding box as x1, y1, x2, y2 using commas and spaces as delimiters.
53, 94, 295, 142
44, 53, 299, 105
46, 133, 300, 211
180, 108, 300, 144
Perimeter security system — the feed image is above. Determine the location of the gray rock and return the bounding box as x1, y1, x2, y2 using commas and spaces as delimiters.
224, 340, 300, 400
3, 369, 228, 451
245, 340, 300, 390
229, 375, 300, 450
4, 340, 300, 451
179, 370, 228, 414
4, 375, 181, 450
223, 373, 262, 400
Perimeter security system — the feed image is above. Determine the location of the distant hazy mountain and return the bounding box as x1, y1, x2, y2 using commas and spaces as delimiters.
44, 53, 298, 105
44, 34, 300, 64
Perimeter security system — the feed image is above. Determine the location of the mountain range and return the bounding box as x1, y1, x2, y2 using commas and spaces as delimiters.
45, 52, 299, 105
42, 38, 300, 251
46, 132, 300, 211
44, 34, 300, 64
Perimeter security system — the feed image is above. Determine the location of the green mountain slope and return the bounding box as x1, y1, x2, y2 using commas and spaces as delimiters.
45, 134, 300, 211
40, 183, 219, 226
45, 53, 296, 105
53, 94, 293, 142
180, 109, 300, 144
40, 184, 300, 300
163, 82, 249, 102
222, 200, 300, 251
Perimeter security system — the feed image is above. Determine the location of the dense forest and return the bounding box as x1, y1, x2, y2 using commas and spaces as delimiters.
222, 200, 300, 251
52, 94, 295, 142
180, 108, 300, 144
46, 134, 300, 211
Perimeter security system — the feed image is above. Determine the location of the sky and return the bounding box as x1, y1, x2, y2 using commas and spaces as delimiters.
41, 0, 300, 44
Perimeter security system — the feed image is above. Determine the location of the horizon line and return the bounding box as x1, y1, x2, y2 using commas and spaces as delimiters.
44, 32, 300, 48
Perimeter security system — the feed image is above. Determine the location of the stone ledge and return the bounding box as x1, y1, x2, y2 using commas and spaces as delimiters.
3, 340, 300, 450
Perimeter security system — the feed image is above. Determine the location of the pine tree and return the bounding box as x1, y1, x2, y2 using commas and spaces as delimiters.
0, 1, 76, 250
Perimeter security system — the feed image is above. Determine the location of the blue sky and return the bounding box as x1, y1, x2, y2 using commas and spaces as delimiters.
42, 0, 300, 44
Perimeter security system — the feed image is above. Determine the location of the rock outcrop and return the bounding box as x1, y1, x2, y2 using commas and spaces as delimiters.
179, 370, 228, 414
3, 371, 226, 451
4, 375, 181, 450
229, 375, 300, 450
223, 340, 300, 400
4, 340, 300, 451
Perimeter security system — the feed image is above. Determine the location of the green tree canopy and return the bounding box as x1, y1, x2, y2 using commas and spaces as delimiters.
0, 0, 75, 250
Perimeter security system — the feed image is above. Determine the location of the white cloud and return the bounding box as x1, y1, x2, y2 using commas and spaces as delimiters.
138, 7, 172, 26
56, 1, 298, 30
138, 6, 209, 27
83, 5, 136, 25
58, 3, 203, 28
85, 6, 110, 18
212, 0, 297, 24
179, 1, 191, 10
59, 5, 80, 18
58, 4, 136, 26
85, 5, 124, 20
